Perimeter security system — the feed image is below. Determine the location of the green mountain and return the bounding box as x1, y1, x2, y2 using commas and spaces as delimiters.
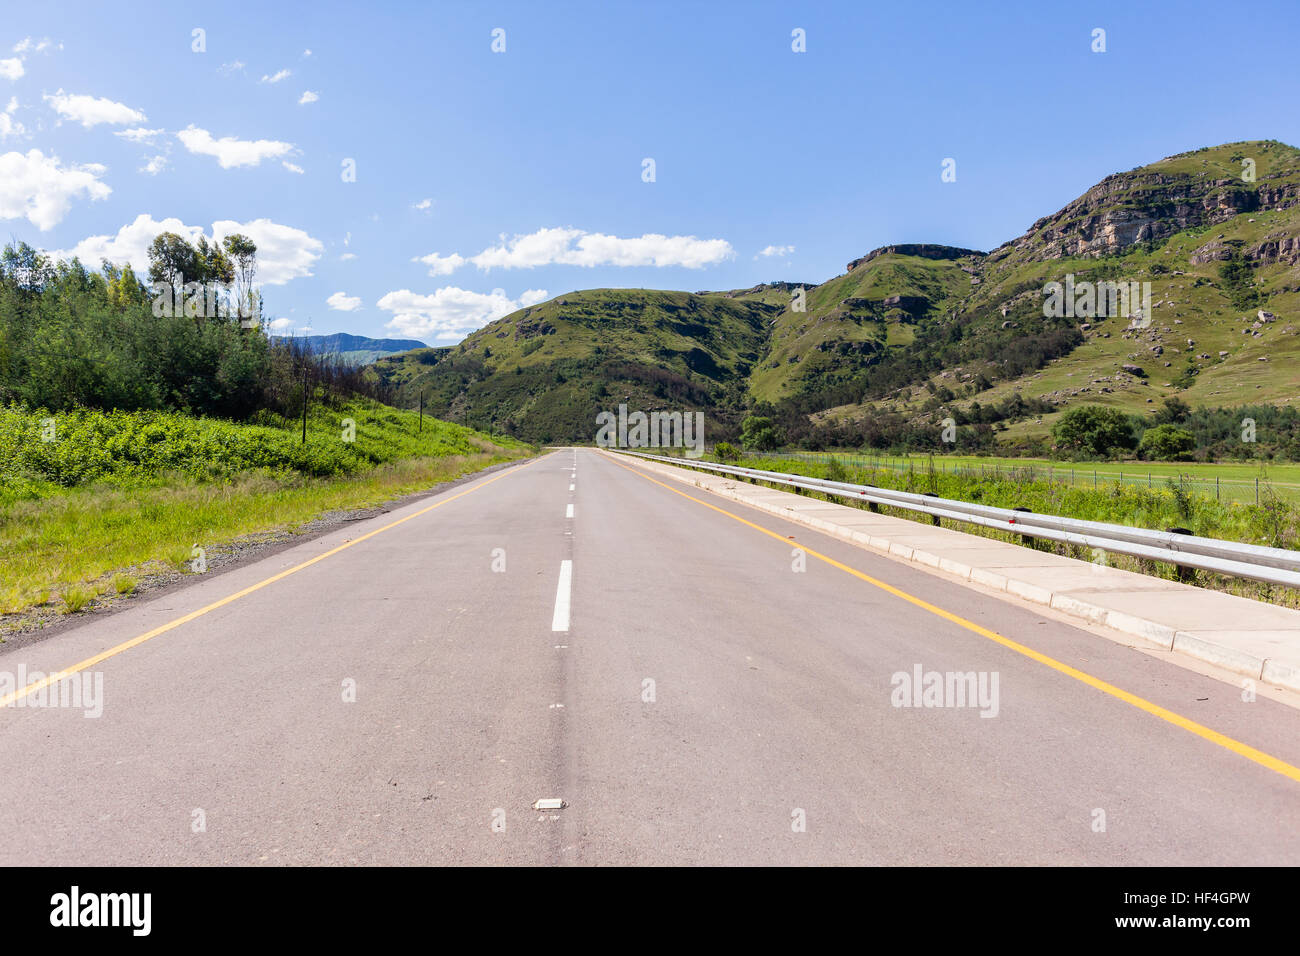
370, 140, 1300, 448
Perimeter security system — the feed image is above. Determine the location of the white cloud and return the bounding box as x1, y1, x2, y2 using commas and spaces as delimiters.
0, 97, 24, 140
467, 227, 734, 271
378, 286, 547, 340
219, 60, 245, 74
13, 38, 59, 55
267, 317, 294, 332
282, 161, 304, 174
114, 127, 164, 144
327, 291, 361, 311
0, 58, 24, 81
260, 69, 291, 84
298, 90, 318, 105
413, 198, 432, 211
756, 244, 794, 258
47, 213, 323, 285
302, 49, 312, 58
412, 251, 465, 276
140, 154, 168, 175
0, 149, 111, 230
212, 218, 323, 284
44, 89, 146, 127
340, 252, 357, 261
176, 125, 295, 168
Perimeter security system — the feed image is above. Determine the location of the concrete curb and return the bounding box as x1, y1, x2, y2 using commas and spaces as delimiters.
614, 452, 1300, 693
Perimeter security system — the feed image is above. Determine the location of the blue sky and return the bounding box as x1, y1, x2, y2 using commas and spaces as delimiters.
4, 0, 1298, 345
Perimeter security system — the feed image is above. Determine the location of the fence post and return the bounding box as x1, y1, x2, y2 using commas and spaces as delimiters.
1256, 477, 1260, 505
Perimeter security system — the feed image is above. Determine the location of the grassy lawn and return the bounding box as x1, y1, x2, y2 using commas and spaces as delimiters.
0, 401, 531, 623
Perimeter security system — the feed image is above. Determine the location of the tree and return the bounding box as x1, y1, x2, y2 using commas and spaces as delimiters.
147, 233, 198, 293
740, 415, 783, 451
222, 233, 258, 318
1153, 396, 1191, 425
1051, 404, 1136, 458
1138, 424, 1196, 461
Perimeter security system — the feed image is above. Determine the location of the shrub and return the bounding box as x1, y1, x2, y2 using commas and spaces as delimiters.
1138, 424, 1196, 461
1052, 405, 1136, 458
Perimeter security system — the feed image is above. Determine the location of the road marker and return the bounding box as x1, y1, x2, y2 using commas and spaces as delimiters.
0, 456, 541, 711
532, 798, 565, 811
606, 454, 1300, 787
551, 560, 572, 632
565, 503, 574, 518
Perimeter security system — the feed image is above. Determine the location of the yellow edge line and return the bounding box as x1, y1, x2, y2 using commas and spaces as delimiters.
1, 456, 538, 709
606, 453, 1300, 786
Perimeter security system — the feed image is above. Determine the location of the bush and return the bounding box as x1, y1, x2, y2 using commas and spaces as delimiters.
740, 415, 783, 451
1052, 405, 1136, 458
1138, 423, 1196, 461
714, 441, 740, 461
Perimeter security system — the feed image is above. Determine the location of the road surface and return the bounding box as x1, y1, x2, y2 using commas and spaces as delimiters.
1, 449, 1297, 865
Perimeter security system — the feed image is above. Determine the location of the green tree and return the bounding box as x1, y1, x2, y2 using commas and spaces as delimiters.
740, 415, 782, 451
1138, 424, 1196, 461
1051, 404, 1136, 458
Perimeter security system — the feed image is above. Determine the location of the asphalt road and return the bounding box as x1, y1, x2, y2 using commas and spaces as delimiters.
1, 448, 1297, 865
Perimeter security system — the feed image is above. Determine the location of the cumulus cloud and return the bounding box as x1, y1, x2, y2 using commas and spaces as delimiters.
298, 90, 318, 105
47, 213, 323, 285
212, 218, 323, 284
267, 317, 294, 332
140, 154, 168, 175
412, 251, 465, 276
282, 161, 304, 174
756, 244, 794, 258
177, 125, 295, 168
45, 89, 146, 127
378, 287, 547, 340
327, 291, 361, 311
463, 227, 733, 271
260, 69, 291, 84
0, 149, 111, 230
412, 198, 432, 211
0, 58, 23, 81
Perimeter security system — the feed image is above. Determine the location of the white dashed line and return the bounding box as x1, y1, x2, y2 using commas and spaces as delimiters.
565, 503, 574, 519
551, 560, 572, 632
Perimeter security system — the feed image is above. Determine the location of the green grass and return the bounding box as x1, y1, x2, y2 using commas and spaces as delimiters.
766, 450, 1300, 505
0, 401, 532, 623
682, 449, 1300, 608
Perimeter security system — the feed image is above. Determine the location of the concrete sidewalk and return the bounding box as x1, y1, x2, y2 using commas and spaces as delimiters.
613, 452, 1300, 693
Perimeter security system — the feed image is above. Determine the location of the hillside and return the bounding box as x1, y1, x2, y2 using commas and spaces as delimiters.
369, 140, 1300, 449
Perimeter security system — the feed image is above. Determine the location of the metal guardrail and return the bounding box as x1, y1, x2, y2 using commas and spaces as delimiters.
612, 450, 1300, 589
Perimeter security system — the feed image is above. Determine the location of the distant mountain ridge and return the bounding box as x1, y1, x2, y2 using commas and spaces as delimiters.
281, 333, 429, 366
367, 140, 1300, 447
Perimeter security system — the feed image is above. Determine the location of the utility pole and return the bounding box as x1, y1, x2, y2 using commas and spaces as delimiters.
301, 365, 309, 445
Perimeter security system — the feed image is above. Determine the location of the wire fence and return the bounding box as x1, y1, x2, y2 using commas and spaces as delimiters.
753, 450, 1297, 506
